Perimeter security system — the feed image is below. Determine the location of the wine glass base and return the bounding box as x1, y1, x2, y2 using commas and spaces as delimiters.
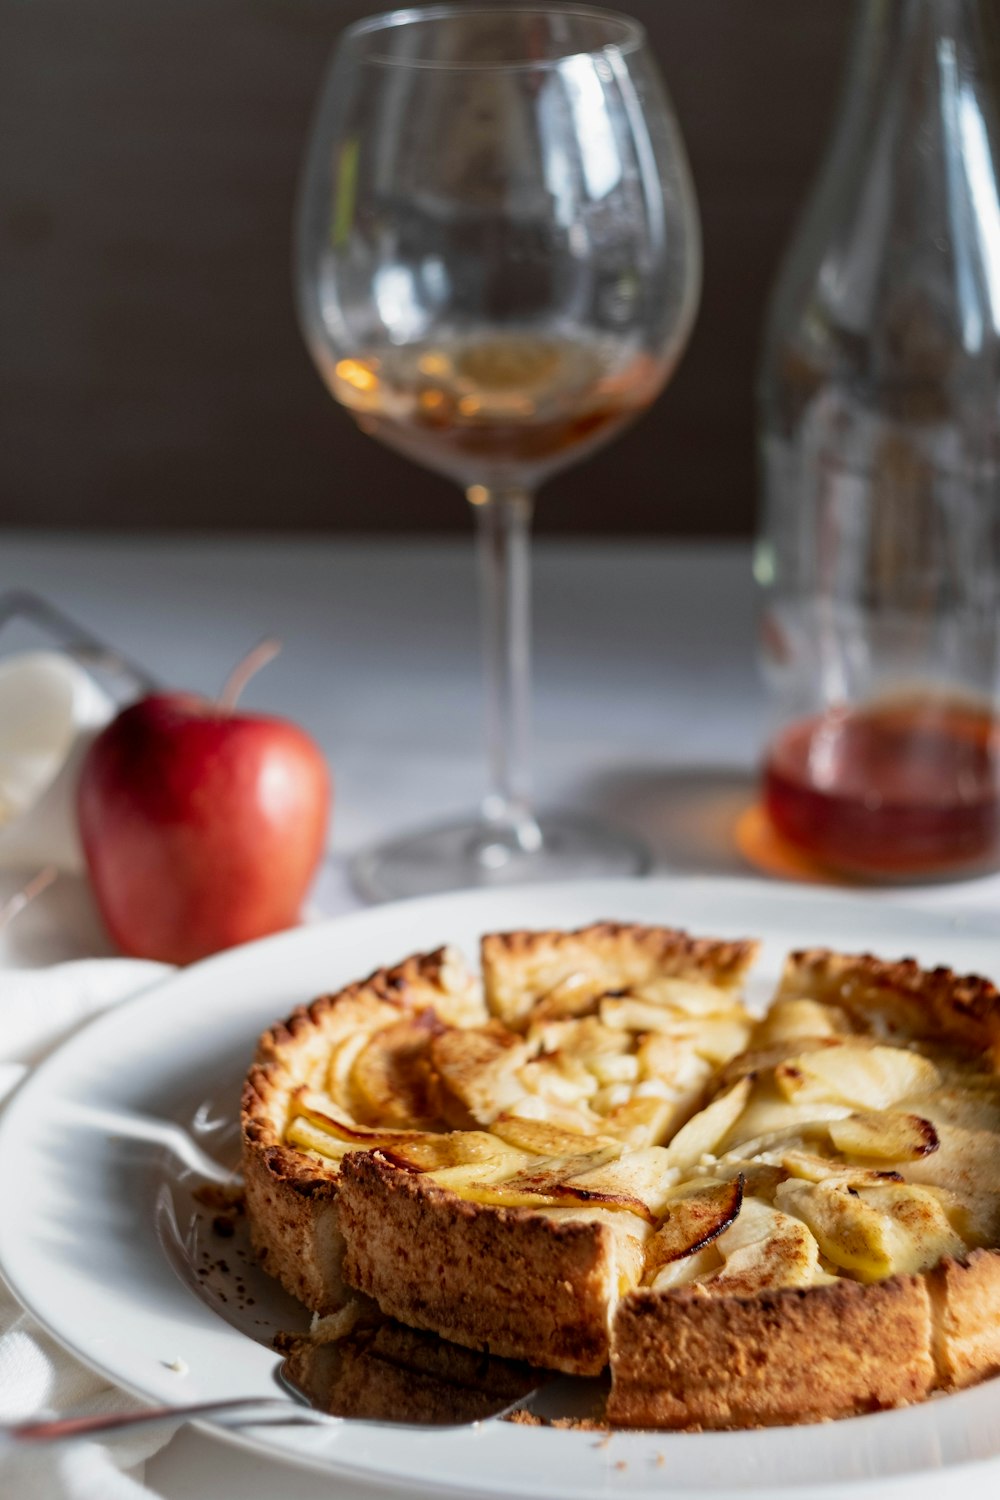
350, 812, 651, 904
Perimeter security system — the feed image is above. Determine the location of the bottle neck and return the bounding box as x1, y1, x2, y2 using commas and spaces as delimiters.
785, 0, 1000, 302
843, 0, 998, 102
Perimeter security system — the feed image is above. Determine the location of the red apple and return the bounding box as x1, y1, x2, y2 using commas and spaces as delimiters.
77, 657, 331, 964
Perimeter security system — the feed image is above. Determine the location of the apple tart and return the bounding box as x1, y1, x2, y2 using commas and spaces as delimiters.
242, 925, 1000, 1429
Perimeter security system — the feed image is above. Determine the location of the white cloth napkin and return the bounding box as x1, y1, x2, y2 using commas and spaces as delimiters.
0, 957, 172, 1499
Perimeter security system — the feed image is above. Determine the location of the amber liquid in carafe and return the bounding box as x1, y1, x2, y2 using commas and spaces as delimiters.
763, 697, 1000, 878
328, 333, 665, 481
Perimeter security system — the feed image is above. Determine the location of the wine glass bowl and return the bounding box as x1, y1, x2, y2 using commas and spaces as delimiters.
297, 4, 701, 900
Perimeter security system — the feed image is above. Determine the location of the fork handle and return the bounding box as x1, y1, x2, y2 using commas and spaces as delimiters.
1, 1396, 312, 1445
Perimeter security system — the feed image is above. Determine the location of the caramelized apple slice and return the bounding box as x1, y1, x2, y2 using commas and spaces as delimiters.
325, 1030, 376, 1111
497, 1146, 626, 1195
553, 1146, 678, 1221
643, 1177, 744, 1280
291, 1090, 429, 1147
285, 1107, 444, 1164
774, 1044, 941, 1110
286, 1116, 359, 1162
351, 1013, 441, 1127
379, 1131, 515, 1172
430, 1022, 532, 1123
778, 1149, 903, 1186
425, 1151, 549, 1205
490, 1114, 619, 1157
827, 1110, 939, 1162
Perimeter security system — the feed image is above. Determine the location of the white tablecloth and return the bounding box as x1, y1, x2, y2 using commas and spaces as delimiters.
4, 532, 1000, 1499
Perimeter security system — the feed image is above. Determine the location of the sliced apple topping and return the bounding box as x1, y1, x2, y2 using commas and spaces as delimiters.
286, 1115, 359, 1161
643, 1176, 744, 1280
632, 977, 750, 1018
423, 1149, 550, 1204
325, 1028, 378, 1109
648, 1243, 726, 1291
430, 1022, 533, 1124
552, 1146, 678, 1221
635, 1032, 712, 1095
775, 1179, 966, 1282
716, 1038, 841, 1092
707, 1197, 827, 1294
516, 1052, 599, 1106
688, 1014, 756, 1065
774, 1043, 941, 1110
718, 1094, 853, 1152
490, 1114, 618, 1157
350, 1013, 442, 1128
600, 1095, 681, 1150
527, 1016, 630, 1065
750, 997, 851, 1046
285, 1092, 438, 1162
423, 1142, 677, 1221
480, 1147, 622, 1197
600, 997, 693, 1034
515, 974, 611, 1025
777, 1149, 903, 1187
378, 1131, 514, 1172
666, 1077, 752, 1171
827, 1110, 939, 1162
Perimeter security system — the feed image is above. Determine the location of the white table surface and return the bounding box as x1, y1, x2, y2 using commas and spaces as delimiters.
4, 530, 1000, 1499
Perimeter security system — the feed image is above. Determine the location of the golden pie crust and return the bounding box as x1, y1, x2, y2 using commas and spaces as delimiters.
241, 926, 1000, 1429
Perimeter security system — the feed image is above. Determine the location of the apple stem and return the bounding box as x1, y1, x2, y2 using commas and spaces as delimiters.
218, 639, 282, 713
0, 864, 58, 933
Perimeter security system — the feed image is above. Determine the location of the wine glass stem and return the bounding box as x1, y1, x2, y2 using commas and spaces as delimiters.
469, 484, 543, 853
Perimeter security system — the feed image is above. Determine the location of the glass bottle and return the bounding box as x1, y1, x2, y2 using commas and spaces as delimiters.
757, 0, 1000, 879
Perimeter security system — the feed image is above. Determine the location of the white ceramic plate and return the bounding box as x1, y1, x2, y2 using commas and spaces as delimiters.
4, 877, 1000, 1500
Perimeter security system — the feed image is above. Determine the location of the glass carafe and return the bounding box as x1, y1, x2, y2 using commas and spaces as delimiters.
757, 0, 1000, 879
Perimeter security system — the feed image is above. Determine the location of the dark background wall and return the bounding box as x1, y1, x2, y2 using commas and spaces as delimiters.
0, 1, 851, 535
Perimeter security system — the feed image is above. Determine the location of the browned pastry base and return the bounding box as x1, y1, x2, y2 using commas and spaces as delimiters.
607, 1274, 937, 1429
337, 1153, 621, 1377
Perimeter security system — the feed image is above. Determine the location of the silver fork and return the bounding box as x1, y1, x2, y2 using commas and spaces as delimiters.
1, 1346, 542, 1446
1, 1396, 328, 1447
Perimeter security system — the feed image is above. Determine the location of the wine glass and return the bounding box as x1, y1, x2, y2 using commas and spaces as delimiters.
296, 3, 701, 901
